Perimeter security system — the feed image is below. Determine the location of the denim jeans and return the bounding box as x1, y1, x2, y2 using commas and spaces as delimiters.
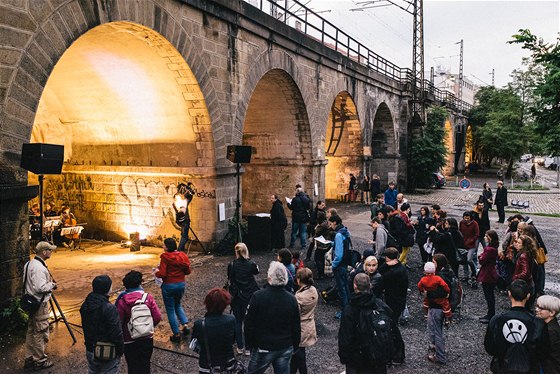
86, 350, 121, 374
333, 266, 349, 310
161, 282, 188, 334
289, 222, 307, 248
177, 221, 191, 252
247, 346, 293, 374
463, 247, 478, 278
427, 308, 446, 364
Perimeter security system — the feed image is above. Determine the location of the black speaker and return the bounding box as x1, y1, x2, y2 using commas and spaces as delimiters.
227, 145, 252, 164
20, 143, 64, 175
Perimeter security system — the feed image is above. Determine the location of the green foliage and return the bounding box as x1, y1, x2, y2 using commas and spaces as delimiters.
409, 106, 448, 189
468, 86, 525, 164
0, 297, 29, 335
509, 29, 560, 155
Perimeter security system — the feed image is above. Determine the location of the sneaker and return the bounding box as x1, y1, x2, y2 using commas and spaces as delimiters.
244, 349, 250, 356
170, 334, 181, 343
479, 316, 490, 324
181, 326, 190, 337
427, 354, 445, 365
23, 358, 34, 370
34, 360, 54, 371
236, 347, 244, 355
62, 242, 69, 248
334, 311, 343, 320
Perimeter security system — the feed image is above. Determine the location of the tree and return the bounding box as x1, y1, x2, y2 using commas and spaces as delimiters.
468, 86, 525, 176
409, 106, 448, 189
509, 29, 560, 156
509, 29, 560, 186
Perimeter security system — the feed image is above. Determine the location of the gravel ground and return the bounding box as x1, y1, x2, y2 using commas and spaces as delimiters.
1, 193, 558, 374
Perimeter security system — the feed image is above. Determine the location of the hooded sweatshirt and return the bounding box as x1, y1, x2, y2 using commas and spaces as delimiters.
80, 292, 124, 354
155, 251, 191, 284
332, 225, 351, 269
116, 289, 162, 343
459, 219, 479, 249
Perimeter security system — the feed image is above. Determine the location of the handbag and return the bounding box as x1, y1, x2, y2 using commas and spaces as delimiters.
423, 240, 434, 255
535, 247, 548, 265
202, 319, 247, 374
448, 232, 468, 264
20, 261, 46, 314
94, 341, 116, 361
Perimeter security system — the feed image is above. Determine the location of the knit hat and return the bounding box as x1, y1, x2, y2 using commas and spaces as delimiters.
362, 249, 375, 260
92, 275, 112, 295
424, 262, 436, 274
35, 241, 56, 253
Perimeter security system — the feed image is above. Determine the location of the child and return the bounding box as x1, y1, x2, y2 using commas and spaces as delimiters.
292, 251, 305, 270
418, 262, 452, 319
417, 261, 452, 365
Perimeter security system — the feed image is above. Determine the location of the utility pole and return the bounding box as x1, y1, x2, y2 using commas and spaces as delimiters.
456, 39, 463, 102
351, 0, 425, 125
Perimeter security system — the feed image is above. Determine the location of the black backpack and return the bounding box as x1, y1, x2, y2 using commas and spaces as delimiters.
357, 303, 395, 366
448, 274, 463, 313
341, 237, 360, 267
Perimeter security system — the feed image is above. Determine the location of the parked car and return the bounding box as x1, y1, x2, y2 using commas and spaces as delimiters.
545, 155, 559, 170
520, 153, 533, 162
431, 172, 446, 188
534, 155, 546, 165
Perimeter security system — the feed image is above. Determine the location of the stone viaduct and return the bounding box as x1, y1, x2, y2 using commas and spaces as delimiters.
0, 0, 469, 302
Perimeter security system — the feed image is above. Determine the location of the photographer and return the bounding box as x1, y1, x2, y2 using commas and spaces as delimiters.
23, 241, 57, 371
173, 183, 194, 252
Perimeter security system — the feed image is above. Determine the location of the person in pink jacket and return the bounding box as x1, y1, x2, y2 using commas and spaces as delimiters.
116, 270, 161, 374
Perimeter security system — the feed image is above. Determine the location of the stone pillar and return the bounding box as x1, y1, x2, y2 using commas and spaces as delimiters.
0, 184, 38, 304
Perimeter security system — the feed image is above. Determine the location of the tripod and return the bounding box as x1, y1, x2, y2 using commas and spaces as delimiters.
234, 162, 243, 243
185, 225, 207, 254
49, 293, 77, 345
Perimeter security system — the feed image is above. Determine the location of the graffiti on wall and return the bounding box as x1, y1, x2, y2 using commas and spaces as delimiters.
43, 174, 94, 212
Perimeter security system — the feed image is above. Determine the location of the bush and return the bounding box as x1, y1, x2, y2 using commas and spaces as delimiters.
0, 297, 29, 335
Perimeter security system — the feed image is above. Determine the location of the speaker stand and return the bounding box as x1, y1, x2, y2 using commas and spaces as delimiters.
38, 174, 45, 241
234, 162, 242, 243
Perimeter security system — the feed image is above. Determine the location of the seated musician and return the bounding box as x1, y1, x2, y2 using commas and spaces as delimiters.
44, 201, 58, 217
29, 203, 41, 224
60, 206, 79, 248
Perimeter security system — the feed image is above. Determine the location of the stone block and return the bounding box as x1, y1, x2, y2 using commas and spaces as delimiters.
0, 26, 31, 49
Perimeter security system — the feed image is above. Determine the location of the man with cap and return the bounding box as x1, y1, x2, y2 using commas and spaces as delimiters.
80, 275, 124, 373
23, 241, 57, 371
494, 180, 508, 224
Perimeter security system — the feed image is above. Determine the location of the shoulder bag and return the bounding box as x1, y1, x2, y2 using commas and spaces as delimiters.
202, 319, 246, 374
448, 232, 468, 265
535, 247, 548, 265
20, 260, 46, 314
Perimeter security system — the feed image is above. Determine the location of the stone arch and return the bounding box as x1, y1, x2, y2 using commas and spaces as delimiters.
2, 1, 221, 242
368, 102, 399, 184
241, 68, 313, 214
443, 118, 455, 175
324, 91, 362, 200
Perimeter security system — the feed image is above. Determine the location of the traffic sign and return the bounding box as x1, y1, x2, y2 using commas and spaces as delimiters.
460, 177, 471, 190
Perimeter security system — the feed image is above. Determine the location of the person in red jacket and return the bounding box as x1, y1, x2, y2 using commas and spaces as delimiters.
459, 212, 480, 286
116, 270, 162, 374
477, 230, 499, 324
155, 238, 191, 342
418, 262, 452, 319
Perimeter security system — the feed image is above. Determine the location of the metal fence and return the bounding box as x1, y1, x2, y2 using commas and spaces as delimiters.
245, 0, 472, 114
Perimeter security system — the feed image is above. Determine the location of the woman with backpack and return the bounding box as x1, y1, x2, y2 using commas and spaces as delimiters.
191, 288, 238, 374
116, 271, 162, 374
227, 242, 259, 355
477, 230, 499, 324
155, 238, 192, 342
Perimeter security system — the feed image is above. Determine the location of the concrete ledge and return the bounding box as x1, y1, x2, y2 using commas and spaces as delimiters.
0, 184, 38, 201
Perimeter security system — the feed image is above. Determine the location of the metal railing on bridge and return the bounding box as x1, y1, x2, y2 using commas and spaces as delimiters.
245, 0, 472, 115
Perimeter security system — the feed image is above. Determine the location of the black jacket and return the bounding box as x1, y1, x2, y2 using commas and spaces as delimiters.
370, 179, 381, 197
80, 292, 124, 355
429, 228, 464, 268
228, 258, 259, 309
192, 314, 236, 369
484, 306, 549, 374
244, 285, 301, 351
288, 192, 311, 223
270, 199, 288, 230
495, 186, 508, 207
338, 291, 397, 370
378, 262, 408, 316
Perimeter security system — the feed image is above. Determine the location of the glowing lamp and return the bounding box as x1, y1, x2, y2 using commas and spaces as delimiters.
129, 232, 141, 252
